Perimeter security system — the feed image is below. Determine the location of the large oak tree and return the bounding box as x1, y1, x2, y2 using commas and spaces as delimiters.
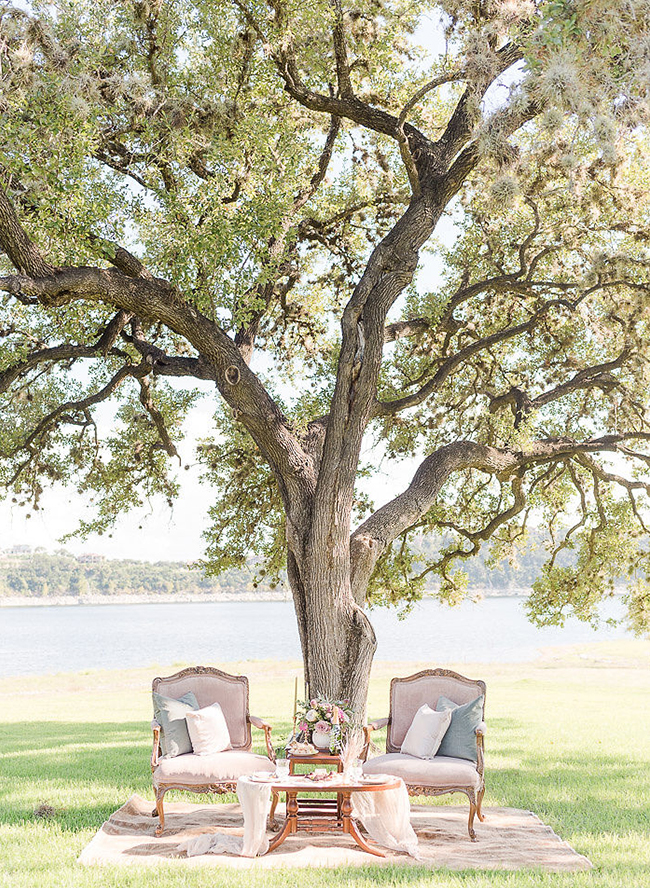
1, 0, 649, 710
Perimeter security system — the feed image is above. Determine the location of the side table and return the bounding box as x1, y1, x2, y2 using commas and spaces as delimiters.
287, 751, 343, 774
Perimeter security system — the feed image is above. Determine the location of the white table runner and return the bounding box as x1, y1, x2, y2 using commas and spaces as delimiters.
180, 776, 419, 859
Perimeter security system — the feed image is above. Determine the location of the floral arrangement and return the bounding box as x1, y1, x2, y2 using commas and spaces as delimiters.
296, 697, 354, 752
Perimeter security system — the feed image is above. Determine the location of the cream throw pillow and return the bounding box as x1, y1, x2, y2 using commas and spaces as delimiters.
185, 702, 231, 755
400, 704, 452, 759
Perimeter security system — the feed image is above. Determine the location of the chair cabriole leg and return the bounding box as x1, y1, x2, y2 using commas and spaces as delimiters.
476, 785, 485, 822
467, 789, 478, 841
154, 787, 166, 836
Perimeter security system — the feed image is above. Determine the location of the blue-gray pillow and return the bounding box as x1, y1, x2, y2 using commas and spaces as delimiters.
152, 691, 199, 758
435, 695, 484, 763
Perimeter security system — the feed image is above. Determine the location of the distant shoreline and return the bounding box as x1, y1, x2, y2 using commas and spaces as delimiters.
0, 588, 536, 607
0, 591, 292, 607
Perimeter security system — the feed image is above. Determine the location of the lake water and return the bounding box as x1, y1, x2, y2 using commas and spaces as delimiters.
0, 596, 631, 677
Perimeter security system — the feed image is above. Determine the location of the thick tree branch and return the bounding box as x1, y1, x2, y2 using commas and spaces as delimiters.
331, 0, 353, 98
488, 348, 630, 425
232, 0, 433, 162
440, 94, 543, 203
85, 233, 155, 281
435, 42, 523, 165
124, 334, 218, 381
384, 318, 430, 343
0, 265, 314, 492
349, 434, 650, 601
0, 182, 55, 277
531, 350, 630, 409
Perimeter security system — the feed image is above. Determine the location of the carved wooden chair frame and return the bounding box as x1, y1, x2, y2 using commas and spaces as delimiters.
150, 665, 274, 835
363, 668, 486, 840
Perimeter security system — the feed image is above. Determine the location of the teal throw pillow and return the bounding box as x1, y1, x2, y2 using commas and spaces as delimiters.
435, 694, 484, 763
152, 691, 199, 758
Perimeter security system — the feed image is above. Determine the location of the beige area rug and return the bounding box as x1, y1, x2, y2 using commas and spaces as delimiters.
78, 794, 592, 872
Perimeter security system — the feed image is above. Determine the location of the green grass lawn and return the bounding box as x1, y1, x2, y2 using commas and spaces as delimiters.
1, 640, 649, 887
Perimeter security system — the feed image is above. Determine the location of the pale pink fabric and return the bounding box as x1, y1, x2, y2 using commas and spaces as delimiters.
351, 778, 420, 858
363, 753, 481, 790
153, 751, 274, 786
180, 778, 272, 858
388, 675, 484, 751
152, 673, 249, 749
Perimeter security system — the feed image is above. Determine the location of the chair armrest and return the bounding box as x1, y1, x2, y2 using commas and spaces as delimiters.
475, 721, 486, 776
361, 717, 389, 761
151, 720, 161, 772
248, 714, 275, 762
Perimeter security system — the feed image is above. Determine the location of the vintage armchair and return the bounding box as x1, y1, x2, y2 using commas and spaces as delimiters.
362, 668, 486, 840
151, 666, 275, 835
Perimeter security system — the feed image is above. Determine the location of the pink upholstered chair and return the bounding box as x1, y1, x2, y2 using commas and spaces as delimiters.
151, 666, 275, 835
362, 668, 486, 840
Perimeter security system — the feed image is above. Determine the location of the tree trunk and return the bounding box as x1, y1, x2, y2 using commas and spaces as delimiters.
287, 536, 377, 717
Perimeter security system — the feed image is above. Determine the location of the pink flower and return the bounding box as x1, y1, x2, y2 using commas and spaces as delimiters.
298, 720, 308, 732
314, 720, 331, 734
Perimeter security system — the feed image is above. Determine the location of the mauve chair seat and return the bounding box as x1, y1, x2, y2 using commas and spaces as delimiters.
154, 751, 274, 786
363, 752, 481, 790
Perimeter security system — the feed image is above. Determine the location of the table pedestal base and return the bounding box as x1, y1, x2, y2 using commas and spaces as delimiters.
267, 789, 385, 857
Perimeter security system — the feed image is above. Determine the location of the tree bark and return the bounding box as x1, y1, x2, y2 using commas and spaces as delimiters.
284, 487, 377, 715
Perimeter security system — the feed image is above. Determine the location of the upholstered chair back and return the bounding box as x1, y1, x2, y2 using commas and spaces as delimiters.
152, 666, 251, 750
386, 669, 486, 753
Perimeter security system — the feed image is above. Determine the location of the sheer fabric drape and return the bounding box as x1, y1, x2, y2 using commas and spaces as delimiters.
181, 776, 419, 859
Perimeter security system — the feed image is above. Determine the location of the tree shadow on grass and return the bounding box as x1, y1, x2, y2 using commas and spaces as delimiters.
3, 716, 649, 858
0, 720, 267, 832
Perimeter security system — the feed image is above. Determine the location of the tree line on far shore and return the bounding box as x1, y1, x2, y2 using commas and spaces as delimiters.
0, 539, 551, 600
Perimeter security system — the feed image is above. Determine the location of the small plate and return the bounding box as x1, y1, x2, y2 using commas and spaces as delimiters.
359, 774, 389, 784
249, 772, 277, 783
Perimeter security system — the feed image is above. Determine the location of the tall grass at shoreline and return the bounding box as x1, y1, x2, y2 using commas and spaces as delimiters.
1, 640, 649, 887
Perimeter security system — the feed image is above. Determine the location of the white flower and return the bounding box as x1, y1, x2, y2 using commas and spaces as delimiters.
306, 709, 319, 721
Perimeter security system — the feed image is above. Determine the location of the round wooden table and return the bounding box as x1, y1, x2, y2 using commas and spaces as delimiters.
265, 774, 400, 857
